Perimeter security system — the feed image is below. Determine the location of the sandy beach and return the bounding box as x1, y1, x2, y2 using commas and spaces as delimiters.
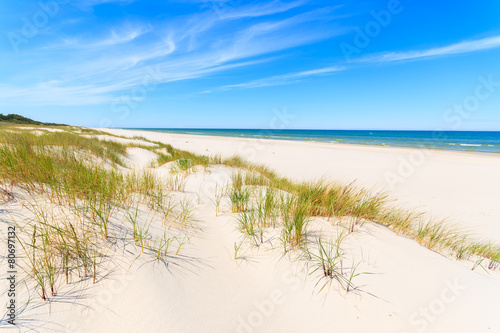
1, 127, 499, 333
102, 128, 500, 243
3, 0, 500, 331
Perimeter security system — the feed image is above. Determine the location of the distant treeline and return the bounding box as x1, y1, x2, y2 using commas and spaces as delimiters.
0, 114, 67, 126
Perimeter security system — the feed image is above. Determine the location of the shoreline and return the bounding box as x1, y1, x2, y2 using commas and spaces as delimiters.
121, 128, 500, 156
119, 128, 500, 157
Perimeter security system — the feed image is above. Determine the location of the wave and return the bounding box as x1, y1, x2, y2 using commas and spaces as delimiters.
141, 129, 500, 153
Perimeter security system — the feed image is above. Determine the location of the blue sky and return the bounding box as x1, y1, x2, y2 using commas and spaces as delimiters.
1, 0, 500, 130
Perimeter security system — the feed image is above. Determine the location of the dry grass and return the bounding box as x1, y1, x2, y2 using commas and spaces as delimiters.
222, 156, 500, 268
2, 125, 498, 302
0, 128, 193, 300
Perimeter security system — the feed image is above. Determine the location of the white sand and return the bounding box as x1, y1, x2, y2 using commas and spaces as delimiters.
1, 128, 499, 332
100, 128, 500, 243
124, 147, 158, 169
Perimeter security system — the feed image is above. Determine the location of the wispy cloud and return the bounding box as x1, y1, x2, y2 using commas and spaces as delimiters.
201, 33, 500, 94
214, 0, 306, 20
215, 8, 347, 63
92, 24, 153, 47
1, 1, 345, 106
49, 24, 153, 49
0, 57, 278, 106
202, 66, 345, 93
76, 0, 136, 11
358, 35, 500, 63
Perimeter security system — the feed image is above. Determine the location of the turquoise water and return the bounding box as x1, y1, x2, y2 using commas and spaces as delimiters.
130, 129, 500, 154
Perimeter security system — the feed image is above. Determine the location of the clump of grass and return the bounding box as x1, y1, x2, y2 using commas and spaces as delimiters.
210, 154, 222, 164
234, 241, 243, 259
231, 171, 245, 190
305, 234, 364, 293
13, 201, 107, 300
415, 220, 455, 251
377, 209, 423, 235
177, 199, 195, 227
89, 202, 113, 239
245, 172, 270, 187
159, 198, 177, 225
166, 175, 187, 192
173, 235, 190, 255
126, 203, 140, 241
172, 158, 194, 173
308, 236, 342, 277
488, 255, 500, 270
151, 232, 174, 259
281, 197, 310, 251
135, 219, 152, 253
230, 187, 251, 213
255, 187, 279, 228
201, 156, 210, 173
237, 210, 257, 245
211, 184, 225, 216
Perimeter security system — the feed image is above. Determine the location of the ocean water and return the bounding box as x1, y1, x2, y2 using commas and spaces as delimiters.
132, 129, 500, 154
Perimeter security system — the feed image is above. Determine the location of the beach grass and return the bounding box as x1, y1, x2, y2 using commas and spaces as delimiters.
0, 128, 190, 300
220, 155, 500, 267
2, 125, 500, 301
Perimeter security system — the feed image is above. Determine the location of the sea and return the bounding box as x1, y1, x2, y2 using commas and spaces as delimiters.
131, 129, 500, 154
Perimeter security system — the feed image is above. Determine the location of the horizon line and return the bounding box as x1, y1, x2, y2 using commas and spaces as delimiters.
119, 127, 500, 132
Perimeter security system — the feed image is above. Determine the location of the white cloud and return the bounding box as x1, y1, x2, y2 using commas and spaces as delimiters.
46, 24, 153, 50
0, 2, 345, 106
214, 0, 306, 20
203, 66, 345, 92
358, 35, 500, 63
215, 8, 347, 63
95, 25, 153, 47
76, 0, 136, 10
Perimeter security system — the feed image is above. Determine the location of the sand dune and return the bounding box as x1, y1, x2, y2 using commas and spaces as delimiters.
1, 128, 499, 332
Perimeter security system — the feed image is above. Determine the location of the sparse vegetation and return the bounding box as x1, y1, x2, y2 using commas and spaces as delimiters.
1, 123, 499, 306
0, 128, 193, 301
211, 184, 225, 216
223, 157, 500, 269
